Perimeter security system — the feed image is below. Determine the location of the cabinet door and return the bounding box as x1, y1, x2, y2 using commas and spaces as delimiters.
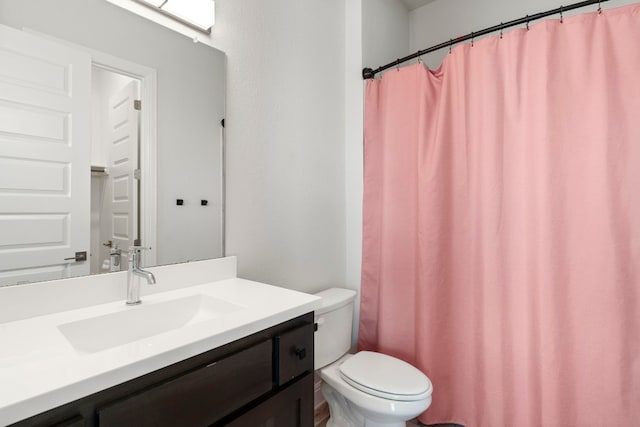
226, 373, 313, 427
275, 323, 314, 386
97, 340, 272, 427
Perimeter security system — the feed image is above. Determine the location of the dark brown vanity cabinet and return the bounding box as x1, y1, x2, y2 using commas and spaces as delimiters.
227, 373, 313, 427
11, 313, 315, 427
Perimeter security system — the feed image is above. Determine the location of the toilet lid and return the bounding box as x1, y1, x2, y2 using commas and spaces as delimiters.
339, 351, 433, 401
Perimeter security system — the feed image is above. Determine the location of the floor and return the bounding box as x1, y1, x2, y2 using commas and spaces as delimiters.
318, 418, 462, 427
410, 422, 463, 427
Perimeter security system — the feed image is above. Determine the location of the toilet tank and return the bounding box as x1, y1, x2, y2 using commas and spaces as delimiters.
314, 288, 357, 370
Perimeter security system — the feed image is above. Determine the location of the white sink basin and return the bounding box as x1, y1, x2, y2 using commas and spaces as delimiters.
58, 295, 244, 353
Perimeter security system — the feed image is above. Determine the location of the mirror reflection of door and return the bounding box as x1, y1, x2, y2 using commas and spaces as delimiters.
90, 70, 140, 275
0, 24, 145, 285
0, 25, 91, 286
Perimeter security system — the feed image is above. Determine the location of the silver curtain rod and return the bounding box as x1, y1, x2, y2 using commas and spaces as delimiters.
362, 0, 610, 79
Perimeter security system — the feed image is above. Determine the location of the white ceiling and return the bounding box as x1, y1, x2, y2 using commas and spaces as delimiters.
400, 0, 438, 11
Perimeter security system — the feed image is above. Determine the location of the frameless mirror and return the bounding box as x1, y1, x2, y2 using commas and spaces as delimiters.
0, 0, 225, 286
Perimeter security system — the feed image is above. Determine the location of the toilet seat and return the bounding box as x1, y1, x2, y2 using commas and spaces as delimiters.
321, 355, 432, 425
339, 351, 433, 401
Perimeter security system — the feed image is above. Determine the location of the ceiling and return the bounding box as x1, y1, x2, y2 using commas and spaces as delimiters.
400, 0, 438, 11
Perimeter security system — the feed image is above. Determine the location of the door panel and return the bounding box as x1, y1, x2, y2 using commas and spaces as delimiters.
0, 25, 91, 286
106, 80, 139, 255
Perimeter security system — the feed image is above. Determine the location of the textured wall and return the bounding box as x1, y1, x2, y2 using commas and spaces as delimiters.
211, 0, 347, 293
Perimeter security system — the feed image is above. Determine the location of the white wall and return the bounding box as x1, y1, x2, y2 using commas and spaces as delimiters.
208, 0, 411, 302
363, 0, 411, 69
345, 0, 364, 344
210, 0, 347, 293
410, 0, 637, 69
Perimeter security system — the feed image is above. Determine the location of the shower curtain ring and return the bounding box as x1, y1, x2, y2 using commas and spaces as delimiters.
500, 23, 504, 39
560, 6, 564, 23
396, 58, 401, 71
598, 0, 602, 14
471, 32, 474, 47
449, 39, 453, 54
526, 15, 530, 31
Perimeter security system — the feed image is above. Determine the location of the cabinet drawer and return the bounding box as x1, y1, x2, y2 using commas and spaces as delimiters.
97, 340, 273, 427
275, 323, 314, 386
227, 373, 314, 427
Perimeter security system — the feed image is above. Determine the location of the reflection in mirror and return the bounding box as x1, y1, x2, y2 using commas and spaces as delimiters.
0, 0, 225, 287
90, 69, 142, 275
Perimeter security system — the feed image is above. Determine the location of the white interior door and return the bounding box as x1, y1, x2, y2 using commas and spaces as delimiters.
106, 80, 139, 256
0, 25, 91, 286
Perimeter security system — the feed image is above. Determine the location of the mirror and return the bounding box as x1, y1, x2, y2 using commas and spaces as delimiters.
0, 0, 225, 286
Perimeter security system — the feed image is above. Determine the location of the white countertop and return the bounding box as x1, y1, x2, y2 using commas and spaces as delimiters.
0, 277, 321, 425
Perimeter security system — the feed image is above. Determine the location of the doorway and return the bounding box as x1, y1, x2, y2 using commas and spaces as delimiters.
90, 67, 140, 274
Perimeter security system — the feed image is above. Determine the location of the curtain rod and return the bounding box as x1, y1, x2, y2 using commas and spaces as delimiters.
362, 0, 609, 79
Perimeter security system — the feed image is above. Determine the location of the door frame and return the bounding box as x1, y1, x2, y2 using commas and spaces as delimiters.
25, 29, 158, 267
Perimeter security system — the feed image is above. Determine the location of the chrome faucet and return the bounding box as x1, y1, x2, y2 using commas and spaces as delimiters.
126, 246, 156, 305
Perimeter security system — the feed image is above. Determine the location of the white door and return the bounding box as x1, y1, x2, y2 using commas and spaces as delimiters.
0, 25, 91, 286
106, 81, 139, 257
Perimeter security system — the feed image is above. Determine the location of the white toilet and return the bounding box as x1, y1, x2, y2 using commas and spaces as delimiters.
314, 288, 433, 427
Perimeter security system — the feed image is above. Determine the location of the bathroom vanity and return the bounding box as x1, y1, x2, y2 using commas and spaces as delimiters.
11, 314, 314, 427
0, 257, 320, 427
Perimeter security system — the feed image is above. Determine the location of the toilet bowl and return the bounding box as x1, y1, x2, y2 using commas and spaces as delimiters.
321, 353, 432, 427
314, 288, 433, 427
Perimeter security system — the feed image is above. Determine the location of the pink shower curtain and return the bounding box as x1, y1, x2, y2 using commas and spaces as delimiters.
359, 4, 640, 426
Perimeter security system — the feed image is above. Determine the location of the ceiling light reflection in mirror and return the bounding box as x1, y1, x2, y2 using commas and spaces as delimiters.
137, 0, 215, 33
